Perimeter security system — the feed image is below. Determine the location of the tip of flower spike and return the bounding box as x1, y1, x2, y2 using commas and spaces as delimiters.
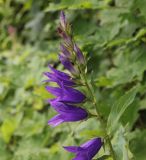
60, 11, 65, 20
60, 11, 66, 29
59, 11, 72, 37
60, 10, 65, 14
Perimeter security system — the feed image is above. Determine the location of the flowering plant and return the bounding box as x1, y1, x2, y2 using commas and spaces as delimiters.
44, 11, 138, 160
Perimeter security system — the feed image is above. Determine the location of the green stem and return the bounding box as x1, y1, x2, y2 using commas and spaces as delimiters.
106, 135, 116, 160
81, 70, 116, 160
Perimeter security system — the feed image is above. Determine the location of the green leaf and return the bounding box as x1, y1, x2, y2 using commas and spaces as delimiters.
121, 99, 139, 129
1, 113, 23, 143
15, 112, 45, 137
130, 130, 146, 160
134, 28, 146, 40
45, 0, 105, 11
107, 49, 146, 86
0, 138, 12, 160
112, 126, 133, 160
96, 155, 111, 160
135, 0, 146, 19
107, 86, 139, 133
76, 118, 106, 138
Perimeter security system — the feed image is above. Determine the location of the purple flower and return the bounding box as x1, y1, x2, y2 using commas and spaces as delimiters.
46, 83, 86, 104
64, 138, 102, 160
44, 65, 75, 86
48, 100, 88, 127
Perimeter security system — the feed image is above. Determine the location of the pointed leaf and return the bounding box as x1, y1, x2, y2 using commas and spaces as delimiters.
107, 86, 139, 133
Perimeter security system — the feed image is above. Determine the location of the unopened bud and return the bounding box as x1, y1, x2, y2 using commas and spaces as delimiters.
74, 44, 85, 65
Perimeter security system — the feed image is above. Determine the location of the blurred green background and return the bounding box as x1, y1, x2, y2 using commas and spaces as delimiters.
0, 0, 146, 160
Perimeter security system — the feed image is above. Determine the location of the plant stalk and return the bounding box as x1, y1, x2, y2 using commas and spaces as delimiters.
81, 70, 116, 160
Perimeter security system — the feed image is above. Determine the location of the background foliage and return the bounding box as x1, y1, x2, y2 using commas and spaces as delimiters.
0, 0, 146, 159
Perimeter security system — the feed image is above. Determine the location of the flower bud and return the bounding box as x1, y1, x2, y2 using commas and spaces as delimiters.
60, 44, 71, 58
59, 54, 79, 75
60, 11, 66, 29
74, 44, 85, 65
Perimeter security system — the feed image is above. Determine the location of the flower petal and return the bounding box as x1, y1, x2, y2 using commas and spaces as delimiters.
81, 138, 102, 149
81, 138, 102, 159
64, 138, 102, 160
49, 101, 88, 121
61, 85, 86, 103
45, 86, 61, 97
45, 65, 75, 86
48, 65, 70, 79
73, 154, 88, 160
48, 114, 64, 127
63, 146, 83, 153
46, 83, 85, 103
44, 71, 74, 86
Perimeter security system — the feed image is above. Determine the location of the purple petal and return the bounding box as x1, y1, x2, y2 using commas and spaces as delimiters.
60, 85, 86, 103
48, 114, 64, 127
73, 154, 88, 160
59, 54, 78, 75
43, 72, 58, 84
46, 84, 85, 104
63, 146, 83, 153
81, 138, 102, 159
48, 102, 88, 127
48, 65, 70, 79
63, 107, 88, 121
49, 101, 88, 121
45, 86, 61, 97
81, 138, 102, 149
44, 72, 57, 82
60, 44, 71, 58
63, 138, 102, 160
64, 148, 88, 160
48, 65, 75, 86
44, 71, 75, 86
